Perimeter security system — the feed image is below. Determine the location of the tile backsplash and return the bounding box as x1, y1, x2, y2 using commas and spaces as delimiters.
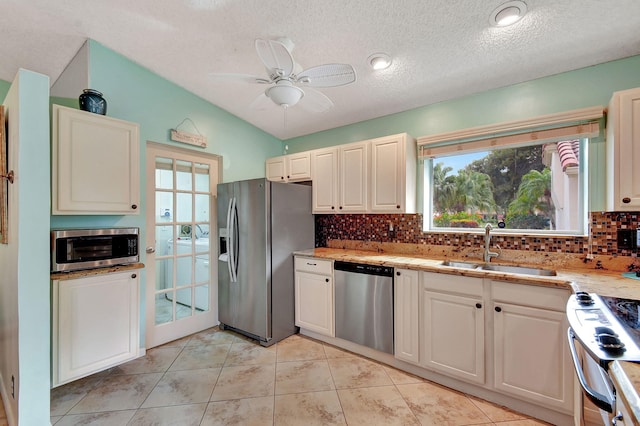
315, 211, 640, 257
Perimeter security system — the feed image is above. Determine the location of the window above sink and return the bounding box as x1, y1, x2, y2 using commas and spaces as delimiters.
418, 106, 603, 237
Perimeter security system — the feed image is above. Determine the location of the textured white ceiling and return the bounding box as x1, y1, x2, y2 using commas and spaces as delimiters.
2, 0, 640, 140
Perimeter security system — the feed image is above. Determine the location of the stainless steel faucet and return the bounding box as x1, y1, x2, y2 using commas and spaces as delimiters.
484, 223, 499, 263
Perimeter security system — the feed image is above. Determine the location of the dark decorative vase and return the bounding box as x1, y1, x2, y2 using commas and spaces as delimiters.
79, 89, 107, 115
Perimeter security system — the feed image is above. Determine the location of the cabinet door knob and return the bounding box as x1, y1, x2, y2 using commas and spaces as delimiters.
476, 303, 482, 309
339, 206, 343, 210
331, 206, 335, 210
396, 205, 400, 209
495, 306, 502, 312
131, 204, 138, 210
131, 273, 137, 279
396, 271, 401, 276
281, 176, 284, 180
325, 278, 330, 283
623, 197, 631, 204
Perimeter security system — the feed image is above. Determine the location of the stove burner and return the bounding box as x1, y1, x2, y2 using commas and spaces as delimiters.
575, 291, 594, 306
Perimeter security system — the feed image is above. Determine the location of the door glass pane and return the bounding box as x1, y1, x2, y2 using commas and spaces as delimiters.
155, 258, 172, 291
195, 285, 209, 312
156, 192, 173, 222
156, 158, 174, 190
176, 193, 193, 222
194, 224, 210, 240
176, 288, 193, 320
195, 237, 209, 254
155, 225, 173, 255
176, 160, 193, 191
195, 255, 210, 283
173, 230, 193, 255
155, 293, 173, 325
195, 163, 210, 192
195, 194, 209, 222
176, 256, 193, 286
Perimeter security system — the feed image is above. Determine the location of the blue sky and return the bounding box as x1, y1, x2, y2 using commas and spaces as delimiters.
436, 151, 488, 174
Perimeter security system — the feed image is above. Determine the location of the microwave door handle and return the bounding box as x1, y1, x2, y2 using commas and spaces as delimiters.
225, 197, 234, 281
567, 328, 614, 413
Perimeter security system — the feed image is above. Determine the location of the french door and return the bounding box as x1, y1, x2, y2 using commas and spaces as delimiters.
145, 142, 221, 348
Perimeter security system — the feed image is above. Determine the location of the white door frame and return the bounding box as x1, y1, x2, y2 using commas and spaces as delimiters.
145, 141, 222, 348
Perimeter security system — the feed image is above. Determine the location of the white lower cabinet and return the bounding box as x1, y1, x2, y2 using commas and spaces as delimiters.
52, 270, 140, 387
394, 269, 420, 364
392, 270, 573, 418
419, 272, 485, 384
294, 256, 334, 336
491, 280, 573, 412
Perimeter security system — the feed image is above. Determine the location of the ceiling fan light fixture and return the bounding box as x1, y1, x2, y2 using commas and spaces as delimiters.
368, 53, 392, 70
490, 1, 527, 27
266, 83, 304, 108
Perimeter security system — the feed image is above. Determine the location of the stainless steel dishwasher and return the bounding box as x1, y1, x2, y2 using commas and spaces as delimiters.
334, 261, 394, 354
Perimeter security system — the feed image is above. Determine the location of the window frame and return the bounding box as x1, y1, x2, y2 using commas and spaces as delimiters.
422, 138, 589, 236
417, 106, 602, 237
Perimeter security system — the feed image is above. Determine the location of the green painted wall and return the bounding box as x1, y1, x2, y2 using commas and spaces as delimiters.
284, 54, 640, 212
0, 80, 9, 102
0, 69, 51, 425
48, 41, 283, 347
285, 55, 640, 150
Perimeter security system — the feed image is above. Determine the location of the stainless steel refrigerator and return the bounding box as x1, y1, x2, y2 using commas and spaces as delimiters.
217, 178, 313, 346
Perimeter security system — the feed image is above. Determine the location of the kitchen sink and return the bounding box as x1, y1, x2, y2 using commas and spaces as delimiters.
478, 264, 557, 276
439, 260, 557, 276
440, 260, 481, 269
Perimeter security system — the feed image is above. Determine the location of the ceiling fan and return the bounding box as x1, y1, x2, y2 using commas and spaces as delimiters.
212, 37, 356, 112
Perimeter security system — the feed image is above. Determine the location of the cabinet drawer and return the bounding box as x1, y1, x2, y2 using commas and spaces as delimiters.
295, 257, 332, 275
491, 280, 569, 311
422, 271, 484, 297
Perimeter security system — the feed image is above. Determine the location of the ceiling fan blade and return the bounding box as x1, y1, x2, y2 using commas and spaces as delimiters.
249, 92, 275, 110
208, 73, 271, 84
255, 39, 294, 77
296, 64, 356, 88
298, 87, 334, 113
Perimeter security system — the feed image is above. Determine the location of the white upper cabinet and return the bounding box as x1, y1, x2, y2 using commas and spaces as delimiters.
266, 151, 311, 182
52, 105, 140, 215
275, 133, 417, 214
370, 133, 417, 213
311, 147, 339, 213
606, 87, 640, 210
339, 141, 369, 213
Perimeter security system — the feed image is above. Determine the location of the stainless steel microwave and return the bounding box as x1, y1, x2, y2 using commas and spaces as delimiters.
51, 228, 139, 272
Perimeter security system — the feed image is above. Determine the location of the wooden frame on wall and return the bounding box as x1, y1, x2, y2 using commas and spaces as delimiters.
0, 105, 8, 244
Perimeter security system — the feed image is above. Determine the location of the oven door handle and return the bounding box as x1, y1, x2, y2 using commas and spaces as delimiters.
567, 327, 614, 413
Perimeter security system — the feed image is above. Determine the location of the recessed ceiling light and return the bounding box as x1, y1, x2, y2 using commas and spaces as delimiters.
368, 53, 392, 70
490, 1, 527, 27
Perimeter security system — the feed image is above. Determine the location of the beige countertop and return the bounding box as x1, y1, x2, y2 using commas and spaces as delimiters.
50, 263, 145, 281
296, 247, 640, 418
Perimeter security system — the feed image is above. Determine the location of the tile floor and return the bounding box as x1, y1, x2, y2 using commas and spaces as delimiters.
51, 327, 551, 425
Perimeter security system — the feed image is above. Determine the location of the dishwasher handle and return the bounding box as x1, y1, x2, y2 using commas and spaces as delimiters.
334, 261, 394, 277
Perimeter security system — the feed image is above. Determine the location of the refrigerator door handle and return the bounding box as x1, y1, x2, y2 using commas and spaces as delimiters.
225, 196, 235, 282
231, 197, 239, 282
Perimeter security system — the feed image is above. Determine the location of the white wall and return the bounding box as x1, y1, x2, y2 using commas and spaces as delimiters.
0, 69, 51, 425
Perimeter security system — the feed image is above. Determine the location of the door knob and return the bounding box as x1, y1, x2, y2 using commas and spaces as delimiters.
146, 246, 156, 254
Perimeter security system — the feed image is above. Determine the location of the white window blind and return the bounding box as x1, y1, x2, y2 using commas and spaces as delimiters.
417, 106, 603, 158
